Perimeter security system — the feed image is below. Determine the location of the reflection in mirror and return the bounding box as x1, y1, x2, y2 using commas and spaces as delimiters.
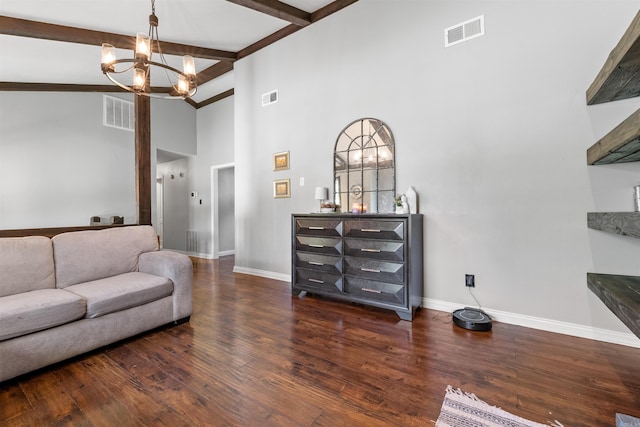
334, 118, 395, 213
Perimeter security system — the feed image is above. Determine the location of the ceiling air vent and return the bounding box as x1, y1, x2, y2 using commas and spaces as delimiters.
103, 95, 134, 132
262, 90, 278, 107
445, 15, 485, 47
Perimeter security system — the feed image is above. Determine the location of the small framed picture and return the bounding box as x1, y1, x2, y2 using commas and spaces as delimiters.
273, 179, 291, 198
273, 151, 289, 171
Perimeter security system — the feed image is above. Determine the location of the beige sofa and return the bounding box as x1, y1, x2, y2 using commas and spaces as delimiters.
0, 225, 192, 383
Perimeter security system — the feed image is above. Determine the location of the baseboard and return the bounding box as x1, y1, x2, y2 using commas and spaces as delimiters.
424, 298, 640, 349
218, 250, 235, 257
232, 266, 290, 283
163, 249, 214, 259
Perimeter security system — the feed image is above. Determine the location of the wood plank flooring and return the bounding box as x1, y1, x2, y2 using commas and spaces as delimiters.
1, 256, 639, 426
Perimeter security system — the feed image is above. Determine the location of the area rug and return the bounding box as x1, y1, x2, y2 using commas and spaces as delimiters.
435, 386, 563, 427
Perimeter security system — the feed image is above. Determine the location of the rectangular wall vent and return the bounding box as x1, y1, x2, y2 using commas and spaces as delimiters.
103, 95, 134, 131
262, 90, 278, 107
445, 15, 485, 47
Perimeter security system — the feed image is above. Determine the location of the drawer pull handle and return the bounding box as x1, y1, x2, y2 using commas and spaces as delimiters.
361, 228, 380, 233
308, 261, 324, 266
309, 226, 325, 230
361, 248, 381, 253
308, 244, 324, 248
361, 268, 381, 273
309, 278, 325, 284
362, 287, 382, 294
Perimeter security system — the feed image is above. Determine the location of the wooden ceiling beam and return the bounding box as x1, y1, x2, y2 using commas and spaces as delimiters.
225, 0, 311, 27
196, 61, 234, 86
0, 16, 237, 61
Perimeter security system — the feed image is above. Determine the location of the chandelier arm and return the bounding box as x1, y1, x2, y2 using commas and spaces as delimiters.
103, 59, 197, 99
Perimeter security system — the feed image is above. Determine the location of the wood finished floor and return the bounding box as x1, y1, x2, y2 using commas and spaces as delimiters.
1, 256, 639, 426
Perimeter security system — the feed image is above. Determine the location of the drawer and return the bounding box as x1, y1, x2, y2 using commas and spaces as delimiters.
344, 257, 404, 284
294, 269, 343, 293
295, 236, 342, 256
295, 253, 341, 275
295, 218, 342, 237
344, 239, 404, 262
344, 277, 405, 306
344, 220, 404, 241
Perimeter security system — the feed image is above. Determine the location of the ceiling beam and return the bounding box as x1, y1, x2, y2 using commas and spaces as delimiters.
196, 61, 234, 86
225, 0, 311, 27
0, 16, 237, 61
311, 0, 359, 22
195, 89, 235, 109
237, 0, 359, 60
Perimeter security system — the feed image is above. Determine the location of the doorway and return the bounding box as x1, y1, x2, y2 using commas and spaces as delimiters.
211, 163, 235, 259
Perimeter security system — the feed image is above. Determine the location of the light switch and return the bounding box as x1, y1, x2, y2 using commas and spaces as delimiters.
299, 177, 305, 186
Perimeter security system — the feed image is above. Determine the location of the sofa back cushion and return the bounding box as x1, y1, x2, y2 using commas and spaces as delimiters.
53, 225, 159, 288
0, 236, 55, 297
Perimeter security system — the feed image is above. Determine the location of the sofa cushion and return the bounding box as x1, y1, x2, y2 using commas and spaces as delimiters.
0, 236, 55, 297
0, 289, 86, 341
64, 272, 173, 318
53, 225, 159, 288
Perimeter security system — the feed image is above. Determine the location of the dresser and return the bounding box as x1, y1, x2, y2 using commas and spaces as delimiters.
291, 213, 423, 320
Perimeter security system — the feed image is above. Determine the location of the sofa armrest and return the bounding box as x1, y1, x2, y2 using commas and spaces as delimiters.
138, 251, 193, 321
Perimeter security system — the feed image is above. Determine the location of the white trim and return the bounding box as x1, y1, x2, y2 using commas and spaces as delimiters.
218, 250, 235, 257
423, 298, 640, 349
232, 266, 290, 283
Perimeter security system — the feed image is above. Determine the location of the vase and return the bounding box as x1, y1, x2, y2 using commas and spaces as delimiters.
406, 186, 417, 214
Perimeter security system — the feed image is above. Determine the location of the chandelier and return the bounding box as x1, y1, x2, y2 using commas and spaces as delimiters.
100, 0, 197, 99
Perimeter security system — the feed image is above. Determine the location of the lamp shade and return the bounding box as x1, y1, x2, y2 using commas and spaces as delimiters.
314, 187, 328, 201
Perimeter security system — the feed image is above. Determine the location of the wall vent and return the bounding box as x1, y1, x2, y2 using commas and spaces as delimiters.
445, 15, 485, 47
262, 90, 278, 107
103, 95, 134, 131
187, 230, 198, 253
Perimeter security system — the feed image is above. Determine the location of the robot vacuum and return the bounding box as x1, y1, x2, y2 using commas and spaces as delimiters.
452, 307, 492, 331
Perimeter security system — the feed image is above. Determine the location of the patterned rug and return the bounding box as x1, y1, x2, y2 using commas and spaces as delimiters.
435, 386, 563, 427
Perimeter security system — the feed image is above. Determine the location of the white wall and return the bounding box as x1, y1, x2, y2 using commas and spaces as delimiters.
0, 91, 196, 231
233, 1, 640, 342
0, 92, 136, 228
192, 96, 235, 256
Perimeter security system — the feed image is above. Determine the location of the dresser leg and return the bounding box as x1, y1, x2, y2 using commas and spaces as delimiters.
396, 310, 414, 321
293, 290, 307, 298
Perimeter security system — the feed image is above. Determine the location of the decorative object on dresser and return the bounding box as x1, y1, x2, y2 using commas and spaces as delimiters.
291, 213, 423, 320
315, 187, 330, 212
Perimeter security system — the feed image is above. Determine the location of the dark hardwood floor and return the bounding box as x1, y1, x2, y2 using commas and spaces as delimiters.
1, 256, 639, 426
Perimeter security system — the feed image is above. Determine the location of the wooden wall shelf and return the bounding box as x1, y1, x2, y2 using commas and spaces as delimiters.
588, 212, 640, 239
587, 10, 640, 105
587, 273, 640, 339
587, 108, 640, 165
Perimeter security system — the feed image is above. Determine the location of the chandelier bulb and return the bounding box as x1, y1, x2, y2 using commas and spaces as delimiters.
101, 44, 116, 72
136, 33, 151, 60
183, 56, 195, 76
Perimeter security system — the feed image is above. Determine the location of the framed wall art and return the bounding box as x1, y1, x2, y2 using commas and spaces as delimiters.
273, 151, 290, 171
273, 179, 291, 198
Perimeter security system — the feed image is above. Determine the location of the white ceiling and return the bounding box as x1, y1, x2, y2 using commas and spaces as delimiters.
0, 0, 338, 104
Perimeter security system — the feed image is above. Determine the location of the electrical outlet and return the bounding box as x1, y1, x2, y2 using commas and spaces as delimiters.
465, 274, 475, 288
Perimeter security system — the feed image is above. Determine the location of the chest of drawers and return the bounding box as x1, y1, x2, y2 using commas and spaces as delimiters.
291, 214, 423, 320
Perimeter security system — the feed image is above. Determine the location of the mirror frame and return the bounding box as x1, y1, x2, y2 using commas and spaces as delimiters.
333, 118, 396, 214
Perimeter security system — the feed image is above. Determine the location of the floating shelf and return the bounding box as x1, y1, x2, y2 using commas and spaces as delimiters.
587, 108, 640, 165
587, 273, 640, 339
587, 10, 640, 105
588, 212, 640, 239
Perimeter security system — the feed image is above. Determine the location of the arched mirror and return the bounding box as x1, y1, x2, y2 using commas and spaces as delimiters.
334, 118, 395, 213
